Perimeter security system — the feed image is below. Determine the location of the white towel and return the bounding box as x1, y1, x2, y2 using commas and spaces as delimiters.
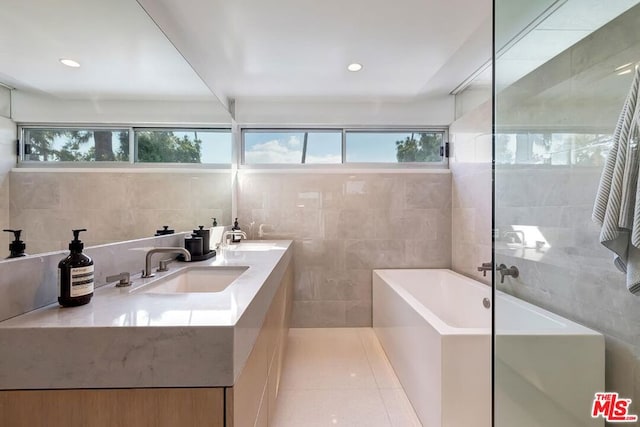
593, 65, 640, 295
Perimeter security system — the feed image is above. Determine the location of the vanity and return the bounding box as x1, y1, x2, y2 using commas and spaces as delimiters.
0, 240, 293, 427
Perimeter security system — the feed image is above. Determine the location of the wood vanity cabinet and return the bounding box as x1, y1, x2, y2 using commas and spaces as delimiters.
0, 388, 226, 427
0, 263, 293, 427
226, 261, 294, 427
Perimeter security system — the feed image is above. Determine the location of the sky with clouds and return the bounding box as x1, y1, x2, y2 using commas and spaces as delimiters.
244, 132, 342, 164
244, 131, 444, 164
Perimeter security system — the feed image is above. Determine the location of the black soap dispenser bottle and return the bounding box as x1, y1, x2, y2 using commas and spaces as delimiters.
231, 218, 241, 243
3, 229, 27, 259
58, 229, 94, 307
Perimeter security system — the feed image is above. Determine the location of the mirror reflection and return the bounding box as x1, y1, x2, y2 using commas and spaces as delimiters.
0, 0, 233, 258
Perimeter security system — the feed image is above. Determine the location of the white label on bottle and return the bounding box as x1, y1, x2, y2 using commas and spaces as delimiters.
70, 265, 94, 297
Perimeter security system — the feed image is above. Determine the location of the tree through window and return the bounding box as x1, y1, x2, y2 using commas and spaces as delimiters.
21, 127, 232, 164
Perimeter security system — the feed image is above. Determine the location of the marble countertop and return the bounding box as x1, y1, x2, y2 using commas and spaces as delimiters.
0, 240, 293, 390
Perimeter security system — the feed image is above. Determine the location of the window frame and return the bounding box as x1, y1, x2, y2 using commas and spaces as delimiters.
19, 125, 132, 167
240, 126, 449, 169
241, 128, 344, 167
17, 124, 233, 169
344, 128, 448, 166
133, 127, 233, 166
17, 124, 450, 170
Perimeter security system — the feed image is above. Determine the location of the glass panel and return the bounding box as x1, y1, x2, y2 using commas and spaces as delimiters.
345, 131, 443, 163
23, 128, 129, 162
0, 86, 10, 118
495, 132, 611, 166
494, 2, 640, 427
135, 129, 231, 163
243, 130, 342, 164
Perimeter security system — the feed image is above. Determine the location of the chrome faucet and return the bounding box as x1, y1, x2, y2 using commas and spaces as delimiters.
142, 247, 191, 278
221, 230, 248, 247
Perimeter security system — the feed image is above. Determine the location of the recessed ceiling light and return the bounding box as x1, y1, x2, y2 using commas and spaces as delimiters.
59, 58, 80, 68
347, 63, 363, 72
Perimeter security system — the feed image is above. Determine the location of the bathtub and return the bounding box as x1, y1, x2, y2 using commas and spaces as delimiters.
373, 269, 605, 427
494, 294, 604, 427
373, 269, 491, 427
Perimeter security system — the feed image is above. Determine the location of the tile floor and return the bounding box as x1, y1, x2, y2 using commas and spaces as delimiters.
271, 328, 422, 427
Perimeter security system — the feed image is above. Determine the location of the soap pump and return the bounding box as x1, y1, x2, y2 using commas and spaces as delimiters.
58, 229, 94, 307
209, 218, 222, 252
2, 229, 27, 259
231, 218, 241, 243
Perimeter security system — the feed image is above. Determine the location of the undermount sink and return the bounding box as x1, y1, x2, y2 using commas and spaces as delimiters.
136, 266, 249, 294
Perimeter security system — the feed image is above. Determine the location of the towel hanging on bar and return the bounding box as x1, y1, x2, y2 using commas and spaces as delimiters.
593, 65, 640, 295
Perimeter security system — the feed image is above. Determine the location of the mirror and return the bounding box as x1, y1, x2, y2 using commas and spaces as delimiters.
0, 0, 233, 258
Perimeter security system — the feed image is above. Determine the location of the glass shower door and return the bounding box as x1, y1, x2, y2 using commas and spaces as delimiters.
493, 1, 640, 426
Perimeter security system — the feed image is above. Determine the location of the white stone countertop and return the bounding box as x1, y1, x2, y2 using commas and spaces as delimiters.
0, 240, 293, 390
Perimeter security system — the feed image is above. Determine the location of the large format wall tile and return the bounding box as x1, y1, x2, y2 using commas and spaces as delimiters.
238, 172, 452, 327
8, 171, 232, 254
0, 118, 16, 253
7, 169, 451, 329
449, 100, 492, 285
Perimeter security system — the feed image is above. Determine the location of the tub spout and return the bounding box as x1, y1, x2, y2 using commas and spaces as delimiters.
477, 262, 492, 277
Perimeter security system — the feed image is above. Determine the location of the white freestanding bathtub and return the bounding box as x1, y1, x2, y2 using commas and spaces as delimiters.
373, 269, 605, 427
373, 269, 492, 427
494, 295, 604, 427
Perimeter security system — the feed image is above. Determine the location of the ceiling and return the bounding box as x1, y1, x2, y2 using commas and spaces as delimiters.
0, 0, 494, 110
0, 0, 215, 101
136, 0, 492, 105
3, 0, 639, 117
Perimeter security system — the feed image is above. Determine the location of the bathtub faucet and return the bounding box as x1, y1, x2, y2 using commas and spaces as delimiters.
497, 264, 519, 284
477, 262, 492, 277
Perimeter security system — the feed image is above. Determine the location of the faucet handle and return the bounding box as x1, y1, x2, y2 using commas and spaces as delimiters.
106, 272, 132, 287
477, 262, 493, 277
157, 258, 174, 272
497, 264, 519, 283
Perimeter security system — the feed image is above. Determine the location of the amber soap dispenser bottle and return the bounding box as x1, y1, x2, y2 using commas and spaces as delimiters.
58, 229, 94, 307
